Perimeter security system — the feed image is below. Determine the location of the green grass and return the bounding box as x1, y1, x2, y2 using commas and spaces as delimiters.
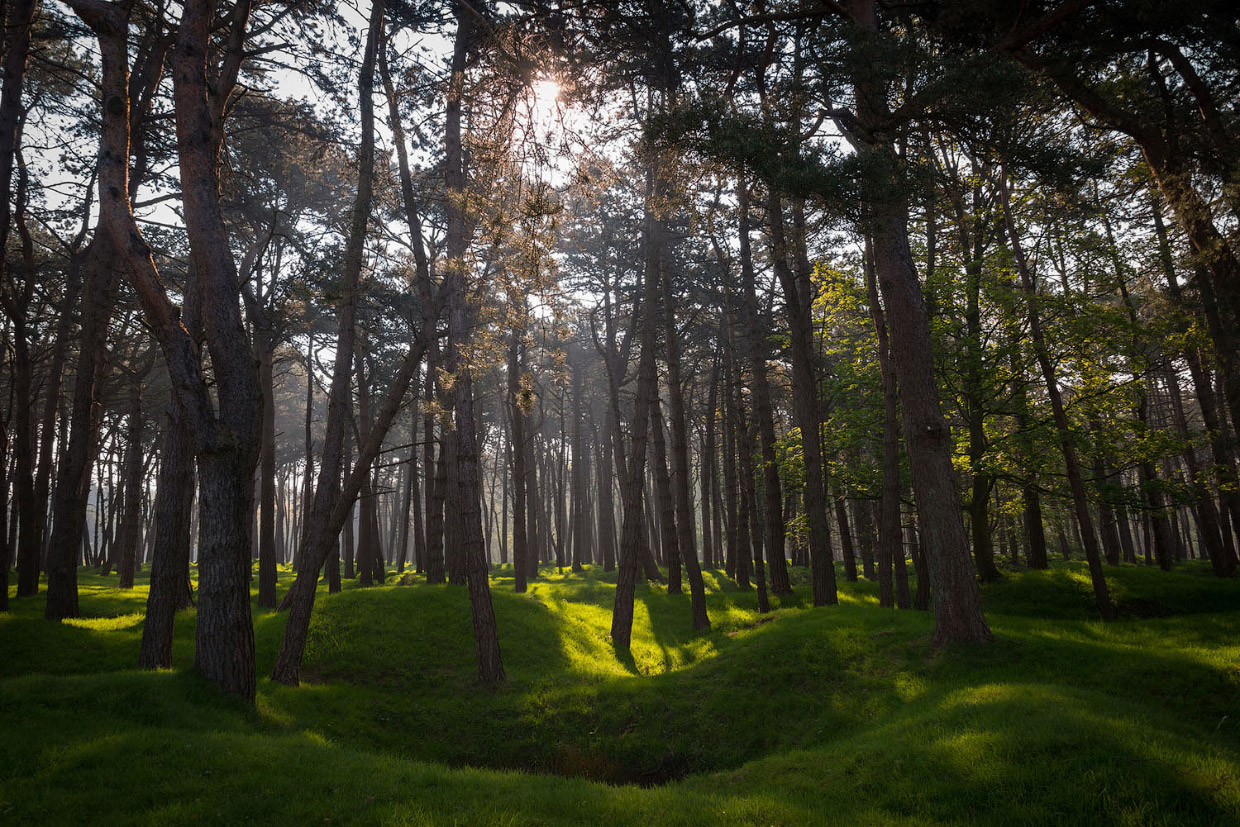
2, 559, 1238, 825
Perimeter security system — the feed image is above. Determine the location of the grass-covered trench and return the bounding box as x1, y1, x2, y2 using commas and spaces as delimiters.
2, 561, 1238, 825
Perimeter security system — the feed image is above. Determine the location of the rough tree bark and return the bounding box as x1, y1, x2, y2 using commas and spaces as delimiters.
846, 0, 991, 644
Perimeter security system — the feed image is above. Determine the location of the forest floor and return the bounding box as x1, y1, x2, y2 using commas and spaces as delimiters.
2, 559, 1238, 825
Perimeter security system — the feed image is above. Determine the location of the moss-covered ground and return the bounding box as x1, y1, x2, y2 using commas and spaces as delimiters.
2, 560, 1238, 825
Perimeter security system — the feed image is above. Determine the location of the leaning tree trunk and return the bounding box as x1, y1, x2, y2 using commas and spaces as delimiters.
999, 172, 1113, 619
271, 0, 387, 685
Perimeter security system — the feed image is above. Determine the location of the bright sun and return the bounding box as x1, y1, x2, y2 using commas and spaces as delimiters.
531, 77, 560, 126
533, 78, 560, 107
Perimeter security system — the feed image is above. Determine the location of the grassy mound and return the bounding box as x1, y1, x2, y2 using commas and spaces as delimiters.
2, 561, 1238, 825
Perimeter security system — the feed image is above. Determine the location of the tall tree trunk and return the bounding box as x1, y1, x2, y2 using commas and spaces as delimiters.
1012, 361, 1049, 570
28, 256, 81, 596
73, 0, 264, 698
117, 380, 145, 589
410, 399, 426, 573
771, 192, 837, 603
508, 322, 529, 592
355, 346, 377, 587
1134, 389, 1176, 572
1154, 206, 1238, 575
570, 351, 591, 573
848, 0, 990, 643
952, 177, 1000, 583
834, 492, 858, 583
45, 236, 118, 620
866, 238, 905, 610
1088, 418, 1123, 567
737, 183, 790, 595
424, 371, 446, 583
168, 0, 265, 702
658, 238, 707, 630
720, 303, 741, 582
0, 411, 10, 612
524, 424, 539, 577
738, 400, 769, 612
650, 395, 681, 590
999, 173, 1113, 619
0, 0, 38, 598
700, 353, 720, 569
907, 516, 930, 611
611, 157, 664, 652
442, 426, 465, 584
139, 414, 196, 668
442, 7, 503, 682
396, 401, 417, 573
257, 330, 278, 607
595, 428, 617, 572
